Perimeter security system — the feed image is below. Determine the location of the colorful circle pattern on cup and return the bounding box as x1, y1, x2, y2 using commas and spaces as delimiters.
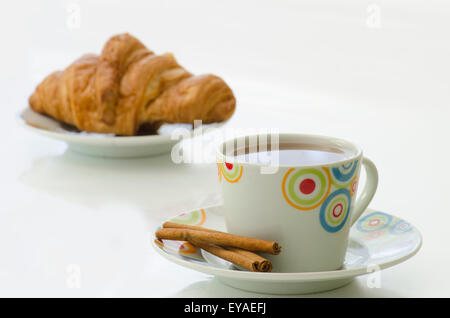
319, 188, 351, 233
220, 162, 243, 183
282, 167, 331, 210
356, 211, 393, 233
349, 175, 358, 197
331, 160, 359, 187
281, 160, 360, 233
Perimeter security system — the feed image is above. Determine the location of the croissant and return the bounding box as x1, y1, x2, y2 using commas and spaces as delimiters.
28, 33, 236, 136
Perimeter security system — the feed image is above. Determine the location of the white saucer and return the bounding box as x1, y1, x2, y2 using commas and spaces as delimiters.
153, 206, 422, 294
18, 108, 225, 158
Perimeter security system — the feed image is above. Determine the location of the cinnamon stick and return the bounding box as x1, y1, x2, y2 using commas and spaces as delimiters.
225, 247, 273, 272
163, 221, 221, 233
162, 222, 281, 256
162, 222, 274, 271
189, 239, 268, 272
155, 227, 281, 255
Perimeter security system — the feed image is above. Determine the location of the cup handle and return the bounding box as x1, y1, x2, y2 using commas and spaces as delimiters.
350, 157, 379, 226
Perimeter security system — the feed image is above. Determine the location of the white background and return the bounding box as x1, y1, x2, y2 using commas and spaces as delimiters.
0, 0, 449, 297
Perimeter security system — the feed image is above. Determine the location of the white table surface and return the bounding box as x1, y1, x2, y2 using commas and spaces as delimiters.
0, 0, 449, 297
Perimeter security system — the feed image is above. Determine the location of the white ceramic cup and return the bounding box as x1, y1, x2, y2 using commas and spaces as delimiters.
216, 133, 378, 272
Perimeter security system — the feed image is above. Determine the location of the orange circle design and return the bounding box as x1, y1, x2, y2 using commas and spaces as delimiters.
195, 209, 207, 226
222, 165, 243, 183
350, 175, 358, 197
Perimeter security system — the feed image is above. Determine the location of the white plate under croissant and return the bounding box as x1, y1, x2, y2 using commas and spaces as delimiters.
20, 33, 235, 158
18, 107, 226, 158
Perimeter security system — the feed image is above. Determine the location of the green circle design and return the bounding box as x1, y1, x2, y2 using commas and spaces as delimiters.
287, 168, 327, 207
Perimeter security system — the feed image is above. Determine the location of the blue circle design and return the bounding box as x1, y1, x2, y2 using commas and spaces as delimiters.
319, 188, 351, 233
343, 162, 353, 169
356, 211, 393, 233
332, 160, 359, 183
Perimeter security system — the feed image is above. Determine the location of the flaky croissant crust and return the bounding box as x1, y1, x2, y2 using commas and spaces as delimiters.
29, 33, 236, 136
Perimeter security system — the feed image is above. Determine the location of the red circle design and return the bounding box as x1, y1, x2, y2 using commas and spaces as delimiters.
299, 178, 316, 195
332, 203, 344, 217
225, 162, 233, 170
